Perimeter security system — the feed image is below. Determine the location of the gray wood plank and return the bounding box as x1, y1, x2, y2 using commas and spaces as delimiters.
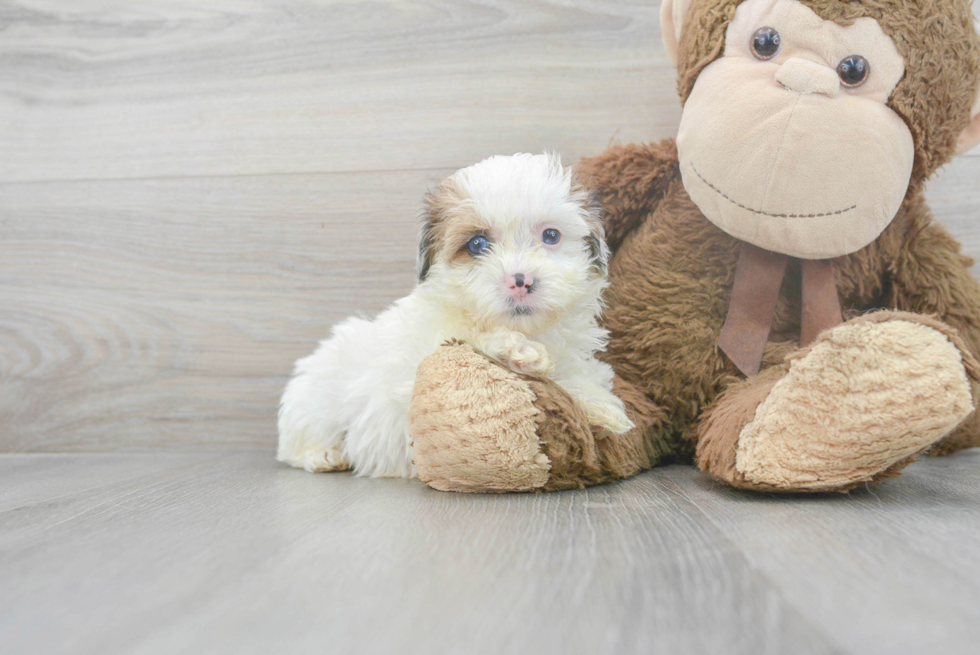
660, 450, 980, 655
0, 453, 223, 512
0, 0, 681, 183
0, 452, 842, 655
6, 451, 980, 655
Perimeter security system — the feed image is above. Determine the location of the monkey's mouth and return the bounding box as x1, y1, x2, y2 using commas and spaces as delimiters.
691, 164, 856, 219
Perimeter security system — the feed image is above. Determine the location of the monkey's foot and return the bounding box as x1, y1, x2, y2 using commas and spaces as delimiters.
409, 342, 661, 492
699, 312, 977, 492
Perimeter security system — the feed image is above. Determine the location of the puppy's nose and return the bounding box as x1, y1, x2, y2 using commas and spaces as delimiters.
510, 273, 534, 290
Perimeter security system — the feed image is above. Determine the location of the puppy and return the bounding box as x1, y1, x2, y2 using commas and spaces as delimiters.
277, 153, 633, 477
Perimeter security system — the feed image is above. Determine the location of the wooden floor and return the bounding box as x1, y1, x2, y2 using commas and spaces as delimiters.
3, 450, 980, 655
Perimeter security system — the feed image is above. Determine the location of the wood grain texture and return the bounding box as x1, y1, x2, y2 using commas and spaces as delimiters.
0, 170, 443, 451
0, 452, 224, 512
1, 0, 979, 452
3, 451, 980, 655
660, 450, 980, 655
0, 0, 679, 183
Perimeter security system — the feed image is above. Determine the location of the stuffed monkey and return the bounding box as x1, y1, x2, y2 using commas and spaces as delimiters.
409, 0, 980, 493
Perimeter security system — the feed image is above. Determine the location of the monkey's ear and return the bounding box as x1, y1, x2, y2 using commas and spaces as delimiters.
660, 0, 694, 67
955, 87, 980, 155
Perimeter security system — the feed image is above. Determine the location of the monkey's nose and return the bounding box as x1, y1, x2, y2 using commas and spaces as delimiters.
775, 57, 839, 97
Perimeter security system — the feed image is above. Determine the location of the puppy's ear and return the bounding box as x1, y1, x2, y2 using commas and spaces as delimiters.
580, 189, 610, 275
417, 197, 436, 282
417, 178, 465, 282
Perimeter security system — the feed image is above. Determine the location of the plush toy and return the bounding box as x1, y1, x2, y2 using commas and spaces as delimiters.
410, 0, 980, 493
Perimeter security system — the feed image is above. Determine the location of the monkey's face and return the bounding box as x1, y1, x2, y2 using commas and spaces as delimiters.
675, 0, 914, 259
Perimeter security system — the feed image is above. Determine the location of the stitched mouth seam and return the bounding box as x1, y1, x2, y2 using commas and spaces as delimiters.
691, 164, 856, 219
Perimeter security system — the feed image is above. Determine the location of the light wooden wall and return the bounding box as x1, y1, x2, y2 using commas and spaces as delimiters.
2, 0, 979, 452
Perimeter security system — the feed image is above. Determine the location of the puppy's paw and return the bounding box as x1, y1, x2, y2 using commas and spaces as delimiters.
581, 392, 635, 437
277, 419, 350, 473
471, 330, 554, 378
505, 340, 554, 377
290, 445, 350, 473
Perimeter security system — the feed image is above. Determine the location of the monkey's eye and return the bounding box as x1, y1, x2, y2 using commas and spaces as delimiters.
466, 235, 491, 256
542, 228, 561, 245
837, 55, 870, 88
751, 27, 781, 60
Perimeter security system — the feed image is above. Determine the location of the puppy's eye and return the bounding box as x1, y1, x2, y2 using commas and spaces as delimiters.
751, 27, 781, 60
466, 235, 491, 256
542, 229, 561, 245
837, 55, 870, 88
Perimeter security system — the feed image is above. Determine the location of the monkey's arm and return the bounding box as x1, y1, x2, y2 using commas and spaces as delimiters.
890, 220, 980, 356
576, 139, 679, 252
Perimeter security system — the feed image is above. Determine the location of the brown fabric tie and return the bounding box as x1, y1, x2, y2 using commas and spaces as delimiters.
719, 242, 843, 377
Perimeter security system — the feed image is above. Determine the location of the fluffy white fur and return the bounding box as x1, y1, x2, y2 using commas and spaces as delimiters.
277, 153, 633, 477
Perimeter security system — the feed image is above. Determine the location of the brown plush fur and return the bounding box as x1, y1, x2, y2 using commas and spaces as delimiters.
695, 366, 784, 489
532, 375, 672, 490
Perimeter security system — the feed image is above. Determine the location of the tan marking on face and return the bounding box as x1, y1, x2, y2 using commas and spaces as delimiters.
420, 178, 471, 279
420, 177, 498, 273
440, 211, 493, 267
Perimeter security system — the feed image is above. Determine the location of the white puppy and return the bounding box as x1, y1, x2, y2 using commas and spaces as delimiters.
277, 153, 633, 477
